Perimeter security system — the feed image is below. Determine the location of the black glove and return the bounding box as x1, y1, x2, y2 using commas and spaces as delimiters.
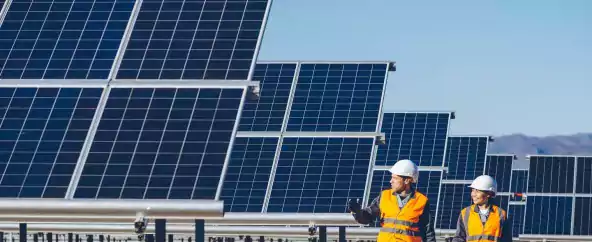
347, 198, 361, 214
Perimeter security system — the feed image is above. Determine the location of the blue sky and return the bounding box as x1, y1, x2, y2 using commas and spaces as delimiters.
257, 0, 592, 137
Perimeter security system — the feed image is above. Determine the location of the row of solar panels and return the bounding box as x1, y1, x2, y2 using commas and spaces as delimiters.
0, 0, 271, 80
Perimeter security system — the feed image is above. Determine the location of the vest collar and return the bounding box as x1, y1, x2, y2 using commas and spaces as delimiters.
472, 203, 494, 213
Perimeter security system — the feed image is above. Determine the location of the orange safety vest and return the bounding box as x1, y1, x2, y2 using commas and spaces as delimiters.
377, 189, 427, 242
461, 204, 507, 242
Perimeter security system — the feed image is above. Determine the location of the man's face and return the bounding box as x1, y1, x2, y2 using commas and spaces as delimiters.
390, 174, 406, 192
471, 188, 491, 205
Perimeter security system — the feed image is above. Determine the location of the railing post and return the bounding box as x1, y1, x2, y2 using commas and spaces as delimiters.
155, 219, 166, 242
194, 220, 204, 242
67, 234, 72, 242
19, 223, 26, 242
318, 226, 326, 242
338, 227, 345, 242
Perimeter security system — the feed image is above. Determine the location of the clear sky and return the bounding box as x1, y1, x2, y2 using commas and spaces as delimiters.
256, 0, 592, 137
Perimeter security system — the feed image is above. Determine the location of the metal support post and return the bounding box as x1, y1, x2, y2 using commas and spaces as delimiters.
318, 227, 326, 242
194, 220, 204, 242
47, 233, 52, 242
19, 223, 26, 242
33, 234, 38, 242
75, 235, 79, 242
167, 235, 172, 242
155, 219, 166, 242
99, 235, 104, 242
68, 234, 72, 242
338, 227, 345, 242
0, 231, 4, 242
87, 235, 93, 242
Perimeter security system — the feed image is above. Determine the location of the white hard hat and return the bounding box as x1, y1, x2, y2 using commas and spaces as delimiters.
468, 175, 497, 194
389, 159, 419, 183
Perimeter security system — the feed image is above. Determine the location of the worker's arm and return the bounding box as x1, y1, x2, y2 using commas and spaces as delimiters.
351, 196, 381, 225
500, 213, 513, 242
419, 200, 437, 242
450, 210, 467, 242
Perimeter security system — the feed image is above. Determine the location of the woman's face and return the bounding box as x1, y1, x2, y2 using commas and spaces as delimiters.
471, 189, 490, 205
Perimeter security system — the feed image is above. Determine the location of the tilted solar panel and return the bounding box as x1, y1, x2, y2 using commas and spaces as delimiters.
73, 87, 244, 199
510, 169, 528, 193
508, 204, 525, 237
116, 0, 271, 80
523, 196, 572, 235
436, 183, 472, 230
266, 137, 373, 213
220, 137, 278, 212
238, 63, 297, 132
527, 155, 575, 194
286, 63, 390, 132
0, 0, 134, 79
374, 112, 451, 167
485, 154, 514, 193
574, 197, 592, 235
491, 195, 509, 211
367, 170, 442, 227
0, 87, 102, 198
444, 136, 490, 180
576, 156, 592, 194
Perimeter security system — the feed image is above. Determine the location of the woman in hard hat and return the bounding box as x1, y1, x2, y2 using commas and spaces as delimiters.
451, 175, 513, 242
348, 159, 437, 242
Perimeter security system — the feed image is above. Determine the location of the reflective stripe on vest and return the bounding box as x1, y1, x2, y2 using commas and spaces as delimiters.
462, 205, 506, 242
376, 189, 427, 242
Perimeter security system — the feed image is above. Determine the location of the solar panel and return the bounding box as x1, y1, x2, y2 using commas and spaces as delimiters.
238, 63, 297, 132
523, 196, 572, 235
574, 197, 592, 235
508, 204, 525, 237
266, 137, 373, 213
116, 0, 271, 80
511, 169, 528, 193
366, 169, 442, 227
576, 156, 592, 194
444, 136, 490, 180
0, 0, 134, 79
220, 137, 278, 212
73, 87, 245, 199
527, 155, 575, 194
436, 183, 472, 230
491, 195, 509, 211
285, 62, 390, 132
374, 112, 452, 167
0, 87, 102, 198
485, 154, 514, 193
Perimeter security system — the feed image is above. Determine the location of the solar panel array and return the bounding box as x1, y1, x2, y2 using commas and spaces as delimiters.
2, 0, 592, 239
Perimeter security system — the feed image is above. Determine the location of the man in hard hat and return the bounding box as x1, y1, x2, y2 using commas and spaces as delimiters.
347, 159, 436, 242
451, 175, 512, 242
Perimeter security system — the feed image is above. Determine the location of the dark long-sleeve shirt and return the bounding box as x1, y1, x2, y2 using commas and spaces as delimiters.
351, 190, 437, 242
451, 205, 513, 242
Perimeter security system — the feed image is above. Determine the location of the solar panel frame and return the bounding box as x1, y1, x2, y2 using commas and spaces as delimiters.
0, 0, 136, 80
576, 156, 592, 194
526, 155, 576, 194
285, 61, 391, 133
508, 203, 526, 237
573, 196, 592, 235
113, 0, 273, 81
436, 181, 473, 230
374, 112, 453, 167
68, 83, 249, 200
510, 169, 528, 193
485, 154, 515, 193
523, 195, 573, 235
444, 136, 491, 180
0, 82, 106, 199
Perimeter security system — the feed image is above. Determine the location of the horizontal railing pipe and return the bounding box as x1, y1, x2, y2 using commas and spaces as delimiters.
0, 199, 224, 218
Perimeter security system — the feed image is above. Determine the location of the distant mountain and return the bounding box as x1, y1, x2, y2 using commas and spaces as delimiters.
488, 133, 592, 159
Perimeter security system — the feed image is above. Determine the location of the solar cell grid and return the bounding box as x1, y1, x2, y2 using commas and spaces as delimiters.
508, 204, 525, 237
73, 87, 245, 199
238, 63, 296, 132
523, 196, 572, 235
510, 169, 528, 193
374, 112, 451, 167
116, 0, 270, 80
0, 0, 134, 79
286, 63, 388, 132
266, 137, 373, 213
485, 155, 514, 193
0, 87, 102, 198
444, 136, 489, 180
367, 170, 442, 227
576, 156, 592, 194
436, 183, 472, 230
527, 155, 575, 194
220, 137, 278, 212
574, 197, 592, 235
